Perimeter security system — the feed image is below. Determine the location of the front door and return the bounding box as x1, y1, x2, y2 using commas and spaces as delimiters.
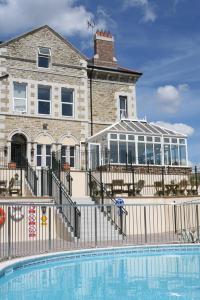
11, 134, 27, 167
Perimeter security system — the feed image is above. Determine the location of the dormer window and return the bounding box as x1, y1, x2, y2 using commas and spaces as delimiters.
38, 47, 51, 68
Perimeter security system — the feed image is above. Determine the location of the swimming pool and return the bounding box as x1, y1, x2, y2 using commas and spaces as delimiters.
1, 245, 200, 300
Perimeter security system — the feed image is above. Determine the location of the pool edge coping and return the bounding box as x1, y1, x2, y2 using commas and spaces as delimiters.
1, 243, 200, 278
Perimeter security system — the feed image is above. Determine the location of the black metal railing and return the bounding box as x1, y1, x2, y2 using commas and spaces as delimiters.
90, 166, 200, 198
1, 201, 200, 261
88, 170, 128, 236
51, 172, 80, 238
25, 159, 38, 196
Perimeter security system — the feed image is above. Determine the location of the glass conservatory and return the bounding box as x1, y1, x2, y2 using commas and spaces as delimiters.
87, 120, 188, 170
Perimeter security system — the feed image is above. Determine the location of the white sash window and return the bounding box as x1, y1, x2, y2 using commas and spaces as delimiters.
13, 82, 27, 112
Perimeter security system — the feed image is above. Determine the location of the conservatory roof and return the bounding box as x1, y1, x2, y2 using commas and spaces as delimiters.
87, 119, 187, 141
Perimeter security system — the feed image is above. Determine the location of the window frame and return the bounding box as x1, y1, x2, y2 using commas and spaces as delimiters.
13, 82, 27, 113
37, 47, 51, 69
61, 87, 75, 118
38, 85, 51, 116
119, 95, 128, 119
36, 144, 52, 167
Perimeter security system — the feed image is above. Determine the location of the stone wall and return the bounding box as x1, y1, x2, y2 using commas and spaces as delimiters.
88, 78, 136, 136
0, 26, 89, 148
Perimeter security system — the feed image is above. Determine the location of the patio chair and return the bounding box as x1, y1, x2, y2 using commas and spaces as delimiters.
154, 181, 164, 196
0, 180, 7, 196
8, 177, 21, 196
135, 180, 145, 196
176, 179, 188, 196
187, 178, 199, 196
111, 179, 124, 196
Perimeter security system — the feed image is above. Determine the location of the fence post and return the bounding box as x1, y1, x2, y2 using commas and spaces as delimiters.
8, 206, 11, 259
144, 206, 147, 243
119, 207, 123, 235
48, 207, 51, 251
100, 167, 104, 212
174, 201, 177, 234
195, 166, 198, 194
162, 167, 165, 196
95, 206, 97, 247
132, 166, 135, 196
196, 205, 199, 241
74, 203, 77, 238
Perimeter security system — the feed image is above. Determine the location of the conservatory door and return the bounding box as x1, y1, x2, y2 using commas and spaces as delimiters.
89, 143, 100, 170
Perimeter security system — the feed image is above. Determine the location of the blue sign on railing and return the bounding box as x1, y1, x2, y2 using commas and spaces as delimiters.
115, 198, 124, 216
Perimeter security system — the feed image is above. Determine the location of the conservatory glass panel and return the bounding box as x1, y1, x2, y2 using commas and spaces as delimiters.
110, 141, 118, 163
179, 145, 187, 166
138, 143, 145, 164
146, 143, 154, 164
171, 144, 179, 165
128, 142, 136, 164
155, 144, 161, 165
119, 141, 127, 164
164, 144, 171, 165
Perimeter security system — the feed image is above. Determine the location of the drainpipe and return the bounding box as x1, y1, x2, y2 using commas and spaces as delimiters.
89, 68, 94, 137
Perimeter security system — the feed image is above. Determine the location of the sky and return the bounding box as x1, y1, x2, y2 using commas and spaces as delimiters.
0, 0, 199, 164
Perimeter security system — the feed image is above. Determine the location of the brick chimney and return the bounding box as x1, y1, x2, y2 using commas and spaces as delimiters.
93, 30, 117, 68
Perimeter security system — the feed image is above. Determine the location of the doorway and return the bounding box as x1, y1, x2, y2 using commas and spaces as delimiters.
11, 133, 27, 167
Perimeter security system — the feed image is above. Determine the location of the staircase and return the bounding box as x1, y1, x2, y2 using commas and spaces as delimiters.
72, 196, 126, 244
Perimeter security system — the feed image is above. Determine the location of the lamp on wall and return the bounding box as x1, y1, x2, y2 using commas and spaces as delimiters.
31, 144, 34, 161
4, 145, 8, 157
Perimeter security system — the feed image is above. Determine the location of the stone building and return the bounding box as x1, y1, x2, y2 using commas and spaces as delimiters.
0, 25, 188, 169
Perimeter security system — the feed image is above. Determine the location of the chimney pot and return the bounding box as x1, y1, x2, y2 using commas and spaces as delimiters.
93, 30, 117, 68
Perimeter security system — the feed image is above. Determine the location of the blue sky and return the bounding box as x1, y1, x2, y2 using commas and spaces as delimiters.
0, 0, 199, 164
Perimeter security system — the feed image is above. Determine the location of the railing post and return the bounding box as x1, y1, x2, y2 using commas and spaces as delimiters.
88, 169, 92, 197
100, 167, 104, 212
162, 167, 165, 196
49, 169, 52, 197
132, 166, 135, 196
195, 166, 198, 194
34, 171, 38, 196
119, 207, 123, 235
8, 206, 11, 259
144, 206, 147, 243
48, 207, 51, 250
41, 168, 44, 197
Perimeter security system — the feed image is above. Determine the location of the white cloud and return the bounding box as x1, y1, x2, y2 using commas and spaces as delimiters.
124, 0, 156, 22
152, 121, 194, 136
0, 0, 108, 38
156, 84, 188, 113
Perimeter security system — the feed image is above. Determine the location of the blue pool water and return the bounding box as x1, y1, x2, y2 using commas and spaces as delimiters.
1, 246, 200, 300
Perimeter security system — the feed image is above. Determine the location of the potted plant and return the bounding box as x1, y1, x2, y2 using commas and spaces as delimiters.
63, 162, 70, 171
8, 162, 16, 169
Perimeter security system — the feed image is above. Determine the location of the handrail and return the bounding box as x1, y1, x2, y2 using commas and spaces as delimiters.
90, 173, 128, 215
88, 171, 127, 236
52, 172, 80, 238
24, 159, 38, 196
